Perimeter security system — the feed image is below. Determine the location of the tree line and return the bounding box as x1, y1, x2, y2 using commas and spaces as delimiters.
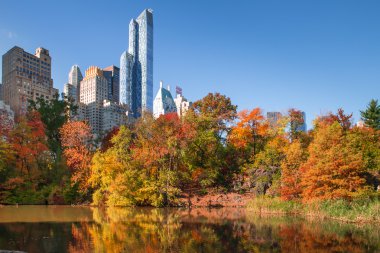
0, 93, 379, 206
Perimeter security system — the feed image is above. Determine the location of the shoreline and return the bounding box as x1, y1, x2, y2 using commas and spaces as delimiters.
2, 194, 380, 225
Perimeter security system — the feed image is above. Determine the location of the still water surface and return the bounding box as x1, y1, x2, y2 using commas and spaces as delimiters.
0, 206, 379, 253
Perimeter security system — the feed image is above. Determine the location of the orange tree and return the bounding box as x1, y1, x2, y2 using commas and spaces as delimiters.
301, 122, 370, 201
60, 121, 93, 194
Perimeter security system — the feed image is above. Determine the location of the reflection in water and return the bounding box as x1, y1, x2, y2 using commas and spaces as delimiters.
0, 206, 379, 253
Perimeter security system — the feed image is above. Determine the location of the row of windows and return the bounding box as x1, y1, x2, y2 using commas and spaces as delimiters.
22, 53, 50, 66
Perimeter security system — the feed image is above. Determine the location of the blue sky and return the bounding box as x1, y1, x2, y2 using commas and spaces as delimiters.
1, 0, 379, 128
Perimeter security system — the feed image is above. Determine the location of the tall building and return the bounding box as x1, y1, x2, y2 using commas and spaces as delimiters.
119, 51, 134, 112
2, 46, 58, 115
79, 66, 128, 136
68, 65, 83, 87
153, 81, 177, 118
120, 9, 153, 118
80, 66, 109, 135
66, 65, 83, 103
103, 65, 120, 103
267, 112, 282, 127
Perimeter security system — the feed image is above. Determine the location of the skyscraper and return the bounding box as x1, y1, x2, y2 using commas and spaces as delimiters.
67, 65, 83, 103
103, 65, 120, 103
2, 46, 58, 115
80, 66, 108, 135
119, 51, 134, 110
120, 9, 153, 117
68, 65, 83, 88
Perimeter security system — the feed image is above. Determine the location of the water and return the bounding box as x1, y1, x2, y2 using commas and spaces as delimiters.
0, 206, 379, 253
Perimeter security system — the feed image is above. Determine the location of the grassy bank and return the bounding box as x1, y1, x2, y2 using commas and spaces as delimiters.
247, 197, 380, 223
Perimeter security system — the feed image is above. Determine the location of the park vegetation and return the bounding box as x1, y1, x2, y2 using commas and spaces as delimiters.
0, 94, 379, 212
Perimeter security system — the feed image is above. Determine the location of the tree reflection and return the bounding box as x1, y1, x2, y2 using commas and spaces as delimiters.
0, 207, 379, 252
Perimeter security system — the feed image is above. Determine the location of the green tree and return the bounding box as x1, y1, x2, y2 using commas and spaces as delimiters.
361, 99, 380, 130
184, 93, 239, 189
28, 93, 77, 156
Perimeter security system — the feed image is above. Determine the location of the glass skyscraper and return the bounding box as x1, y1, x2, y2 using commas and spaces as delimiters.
120, 51, 134, 110
103, 65, 120, 103
120, 9, 153, 117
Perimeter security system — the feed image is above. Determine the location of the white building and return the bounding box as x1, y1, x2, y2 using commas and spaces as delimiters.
174, 93, 191, 117
102, 100, 128, 133
153, 81, 177, 118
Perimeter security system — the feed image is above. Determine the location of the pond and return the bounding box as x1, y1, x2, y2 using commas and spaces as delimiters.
0, 206, 379, 252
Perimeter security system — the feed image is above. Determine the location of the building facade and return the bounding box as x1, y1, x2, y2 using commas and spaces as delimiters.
2, 46, 58, 115
153, 81, 177, 118
120, 9, 153, 118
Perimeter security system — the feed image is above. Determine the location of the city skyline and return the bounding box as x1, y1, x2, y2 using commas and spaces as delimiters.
1, 1, 380, 128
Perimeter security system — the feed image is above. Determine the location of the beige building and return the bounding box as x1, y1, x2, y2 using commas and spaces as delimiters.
79, 66, 108, 135
79, 66, 128, 136
2, 46, 58, 115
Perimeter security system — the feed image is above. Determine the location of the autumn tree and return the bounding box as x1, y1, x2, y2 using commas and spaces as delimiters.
60, 121, 93, 193
10, 111, 49, 179
191, 92, 237, 138
288, 109, 305, 141
361, 99, 380, 130
133, 113, 196, 206
280, 140, 307, 200
318, 108, 353, 131
229, 108, 268, 163
301, 122, 370, 201
0, 113, 15, 180
184, 93, 239, 189
349, 127, 380, 189
90, 125, 139, 206
28, 93, 77, 163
